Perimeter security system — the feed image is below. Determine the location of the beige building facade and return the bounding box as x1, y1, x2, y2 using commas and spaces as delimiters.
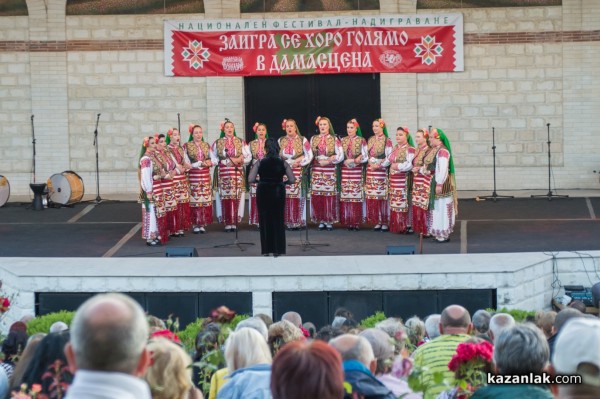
0, 0, 598, 198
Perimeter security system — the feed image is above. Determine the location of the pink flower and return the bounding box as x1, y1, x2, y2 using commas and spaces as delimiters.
0, 296, 9, 313
281, 119, 287, 130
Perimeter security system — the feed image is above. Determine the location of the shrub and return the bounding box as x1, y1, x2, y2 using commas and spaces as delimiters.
359, 311, 387, 328
26, 311, 75, 335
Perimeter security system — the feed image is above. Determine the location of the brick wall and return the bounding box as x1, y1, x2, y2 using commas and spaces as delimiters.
0, 1, 599, 196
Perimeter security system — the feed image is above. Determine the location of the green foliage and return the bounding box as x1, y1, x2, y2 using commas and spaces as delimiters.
179, 314, 249, 353
26, 311, 75, 335
359, 311, 387, 328
486, 307, 536, 323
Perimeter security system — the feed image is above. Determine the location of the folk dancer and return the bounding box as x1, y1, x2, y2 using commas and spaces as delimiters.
248, 122, 268, 227
365, 118, 393, 231
339, 119, 368, 231
310, 116, 344, 231
138, 136, 160, 246
411, 128, 434, 237
166, 127, 192, 236
212, 119, 251, 232
278, 119, 313, 230
388, 127, 415, 234
156, 133, 178, 237
184, 124, 216, 234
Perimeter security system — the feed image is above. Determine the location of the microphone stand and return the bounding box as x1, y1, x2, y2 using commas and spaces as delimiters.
531, 123, 568, 201
177, 113, 181, 132
29, 115, 46, 211
479, 127, 514, 202
213, 148, 254, 251
93, 113, 102, 203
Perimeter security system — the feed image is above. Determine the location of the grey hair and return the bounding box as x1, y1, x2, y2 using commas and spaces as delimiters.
70, 293, 148, 373
281, 311, 302, 327
49, 321, 68, 334
225, 327, 272, 372
405, 316, 426, 347
494, 323, 549, 375
359, 329, 394, 374
375, 317, 405, 339
472, 310, 491, 333
489, 313, 515, 342
425, 314, 441, 340
235, 317, 268, 341
330, 334, 374, 368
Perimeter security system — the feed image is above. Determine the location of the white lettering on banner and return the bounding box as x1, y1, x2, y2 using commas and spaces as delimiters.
256, 55, 265, 70
219, 34, 278, 50
269, 52, 372, 74
346, 31, 408, 46
305, 32, 343, 48
281, 34, 302, 49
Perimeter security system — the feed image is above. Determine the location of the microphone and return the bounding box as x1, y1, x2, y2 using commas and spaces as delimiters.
97, 113, 101, 117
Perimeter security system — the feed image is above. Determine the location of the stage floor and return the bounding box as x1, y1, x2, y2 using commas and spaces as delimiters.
0, 195, 599, 258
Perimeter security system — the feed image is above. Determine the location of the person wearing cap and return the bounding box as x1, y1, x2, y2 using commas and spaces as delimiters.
247, 122, 269, 228
185, 124, 216, 234
427, 128, 457, 243
278, 118, 313, 230
212, 119, 251, 232
551, 317, 600, 398
340, 118, 368, 231
387, 126, 415, 234
310, 116, 344, 231
167, 127, 192, 237
410, 128, 433, 237
365, 118, 393, 232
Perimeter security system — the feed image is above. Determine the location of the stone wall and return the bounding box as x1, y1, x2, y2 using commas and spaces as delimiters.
1, 250, 599, 332
0, 0, 599, 197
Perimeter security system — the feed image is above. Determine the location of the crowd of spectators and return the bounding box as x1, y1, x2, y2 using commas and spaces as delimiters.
1, 293, 599, 399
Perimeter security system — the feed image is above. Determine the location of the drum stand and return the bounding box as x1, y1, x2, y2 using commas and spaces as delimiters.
479, 127, 514, 202
531, 123, 568, 201
29, 114, 46, 211
213, 158, 254, 252
93, 113, 102, 204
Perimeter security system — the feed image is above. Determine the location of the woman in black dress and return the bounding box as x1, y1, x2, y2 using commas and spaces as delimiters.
248, 137, 296, 257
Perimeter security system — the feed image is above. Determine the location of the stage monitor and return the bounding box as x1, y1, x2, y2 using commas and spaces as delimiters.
386, 245, 416, 255
165, 246, 198, 257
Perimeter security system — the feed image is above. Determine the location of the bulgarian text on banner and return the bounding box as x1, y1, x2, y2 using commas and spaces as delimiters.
164, 14, 464, 77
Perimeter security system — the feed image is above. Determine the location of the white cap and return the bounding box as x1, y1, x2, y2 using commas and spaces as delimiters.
553, 317, 600, 386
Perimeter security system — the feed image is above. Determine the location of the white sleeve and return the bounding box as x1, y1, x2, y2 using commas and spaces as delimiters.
300, 137, 313, 166
241, 141, 252, 166
380, 139, 393, 168
435, 149, 450, 184
140, 156, 153, 193
332, 137, 344, 164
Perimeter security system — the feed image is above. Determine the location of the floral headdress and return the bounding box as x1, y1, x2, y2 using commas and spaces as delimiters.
376, 118, 389, 137
281, 119, 287, 131
282, 118, 301, 136
398, 126, 414, 147
253, 122, 269, 139
219, 118, 236, 138
138, 136, 154, 163
165, 127, 177, 145
188, 123, 204, 142
349, 118, 363, 137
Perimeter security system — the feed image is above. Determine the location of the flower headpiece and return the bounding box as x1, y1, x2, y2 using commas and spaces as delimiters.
349, 118, 363, 137
315, 116, 322, 126
154, 133, 159, 144
167, 128, 174, 137
420, 128, 429, 138
188, 124, 195, 134
431, 128, 440, 139
253, 122, 259, 133
375, 118, 388, 137
281, 119, 288, 130
219, 118, 236, 138
143, 137, 150, 148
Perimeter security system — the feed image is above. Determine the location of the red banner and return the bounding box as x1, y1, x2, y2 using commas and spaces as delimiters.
165, 15, 463, 77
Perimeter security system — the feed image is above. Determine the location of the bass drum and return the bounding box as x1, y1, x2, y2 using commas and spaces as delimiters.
47, 171, 84, 205
0, 175, 9, 207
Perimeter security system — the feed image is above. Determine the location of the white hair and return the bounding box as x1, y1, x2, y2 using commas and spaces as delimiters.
225, 328, 272, 372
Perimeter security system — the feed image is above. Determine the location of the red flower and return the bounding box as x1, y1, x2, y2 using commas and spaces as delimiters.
0, 296, 9, 313
211, 306, 236, 324
448, 341, 493, 372
188, 123, 195, 134
253, 122, 259, 133
281, 119, 287, 130
150, 329, 182, 344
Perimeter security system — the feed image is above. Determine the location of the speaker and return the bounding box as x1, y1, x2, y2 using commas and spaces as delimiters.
165, 246, 198, 257
386, 245, 415, 255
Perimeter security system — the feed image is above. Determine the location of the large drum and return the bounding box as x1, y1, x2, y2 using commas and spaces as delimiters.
47, 171, 84, 205
0, 175, 9, 207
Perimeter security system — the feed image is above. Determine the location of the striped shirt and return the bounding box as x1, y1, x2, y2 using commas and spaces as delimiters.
411, 333, 471, 399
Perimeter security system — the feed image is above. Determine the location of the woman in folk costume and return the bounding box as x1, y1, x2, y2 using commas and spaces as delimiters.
139, 136, 161, 246
248, 122, 268, 227
156, 133, 178, 237
310, 116, 344, 231
184, 124, 216, 234
428, 128, 457, 243
278, 118, 313, 230
339, 118, 368, 231
387, 126, 415, 234
365, 118, 393, 231
166, 127, 192, 236
211, 119, 251, 232
411, 128, 434, 237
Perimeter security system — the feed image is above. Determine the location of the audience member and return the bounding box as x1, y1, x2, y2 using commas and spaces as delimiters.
194, 323, 221, 396
332, 316, 347, 330
271, 340, 345, 399
334, 307, 355, 321
302, 322, 317, 339
49, 321, 69, 333
405, 316, 426, 348
147, 315, 167, 333
64, 293, 152, 399
0, 362, 9, 399
281, 311, 302, 327
375, 317, 406, 354
330, 334, 395, 399
20, 331, 72, 397
316, 325, 338, 342
145, 337, 203, 399
1, 321, 28, 381
568, 300, 587, 313
359, 329, 420, 399
537, 310, 556, 339
472, 309, 491, 342
267, 320, 304, 356
424, 314, 441, 341
548, 307, 584, 358
218, 328, 272, 399
471, 324, 553, 399
411, 305, 472, 399
7, 332, 46, 393
487, 313, 515, 343
551, 318, 600, 398
255, 313, 273, 329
